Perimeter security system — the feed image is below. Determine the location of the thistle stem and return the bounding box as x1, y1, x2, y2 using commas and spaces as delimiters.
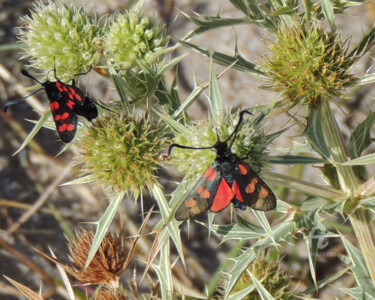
349, 210, 375, 286
320, 100, 375, 286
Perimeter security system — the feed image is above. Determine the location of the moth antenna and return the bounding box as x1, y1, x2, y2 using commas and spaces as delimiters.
87, 97, 114, 113
53, 58, 60, 81
215, 129, 221, 141
4, 87, 44, 113
73, 65, 92, 77
21, 70, 44, 85
226, 110, 253, 150
167, 143, 214, 156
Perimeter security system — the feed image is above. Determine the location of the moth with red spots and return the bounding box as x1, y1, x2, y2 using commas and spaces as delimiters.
4, 67, 98, 143
168, 110, 276, 221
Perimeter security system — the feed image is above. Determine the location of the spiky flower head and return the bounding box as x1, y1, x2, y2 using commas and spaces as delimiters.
18, 0, 103, 82
67, 228, 127, 287
169, 111, 273, 180
264, 19, 355, 106
93, 286, 128, 300
73, 112, 166, 196
222, 256, 293, 299
104, 11, 168, 69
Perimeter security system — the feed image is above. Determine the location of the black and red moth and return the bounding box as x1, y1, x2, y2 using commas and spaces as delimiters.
4, 68, 98, 143
168, 110, 276, 221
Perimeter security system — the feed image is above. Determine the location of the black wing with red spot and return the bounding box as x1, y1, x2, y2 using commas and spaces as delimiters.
3, 69, 97, 144
175, 164, 224, 221
231, 161, 276, 211
45, 81, 86, 143
49, 98, 78, 143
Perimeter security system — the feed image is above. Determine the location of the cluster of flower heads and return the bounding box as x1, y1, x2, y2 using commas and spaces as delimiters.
16, 0, 294, 199
19, 1, 168, 81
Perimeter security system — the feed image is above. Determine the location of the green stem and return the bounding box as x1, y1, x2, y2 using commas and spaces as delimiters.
319, 100, 375, 286
320, 100, 358, 194
349, 210, 375, 286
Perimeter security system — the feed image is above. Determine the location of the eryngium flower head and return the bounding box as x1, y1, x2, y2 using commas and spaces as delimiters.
93, 286, 128, 300
264, 19, 355, 106
104, 12, 168, 69
223, 257, 293, 299
169, 111, 273, 180
18, 0, 103, 82
74, 113, 165, 195
68, 228, 127, 287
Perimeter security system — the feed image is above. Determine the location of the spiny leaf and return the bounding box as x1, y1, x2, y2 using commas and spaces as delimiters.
178, 39, 268, 79
340, 235, 375, 295
304, 106, 331, 159
13, 110, 51, 156
208, 55, 223, 120
348, 112, 375, 158
85, 191, 125, 268
152, 240, 173, 300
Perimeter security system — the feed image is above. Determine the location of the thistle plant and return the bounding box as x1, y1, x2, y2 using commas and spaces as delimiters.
4, 0, 375, 300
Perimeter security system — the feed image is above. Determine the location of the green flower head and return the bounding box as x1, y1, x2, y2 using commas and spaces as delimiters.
169, 111, 273, 180
229, 256, 293, 299
73, 112, 166, 196
264, 19, 355, 106
104, 11, 168, 69
18, 0, 103, 82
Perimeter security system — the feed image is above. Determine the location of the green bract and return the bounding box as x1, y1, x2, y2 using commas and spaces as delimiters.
104, 12, 168, 69
18, 0, 103, 82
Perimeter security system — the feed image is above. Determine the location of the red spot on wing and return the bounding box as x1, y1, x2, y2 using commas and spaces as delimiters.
232, 180, 244, 202
246, 178, 258, 193
67, 100, 75, 109
59, 124, 67, 132
197, 186, 210, 198
59, 123, 75, 132
186, 198, 197, 208
50, 101, 59, 111
210, 179, 234, 212
238, 164, 248, 175
259, 187, 269, 198
63, 86, 68, 92
55, 115, 61, 121
202, 166, 213, 178
208, 170, 217, 181
61, 112, 69, 120
69, 93, 74, 100
56, 82, 64, 92
69, 87, 82, 101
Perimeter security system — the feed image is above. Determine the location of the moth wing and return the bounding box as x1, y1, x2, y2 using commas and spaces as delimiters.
175, 164, 224, 221
50, 101, 78, 143
74, 97, 98, 121
232, 161, 276, 211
